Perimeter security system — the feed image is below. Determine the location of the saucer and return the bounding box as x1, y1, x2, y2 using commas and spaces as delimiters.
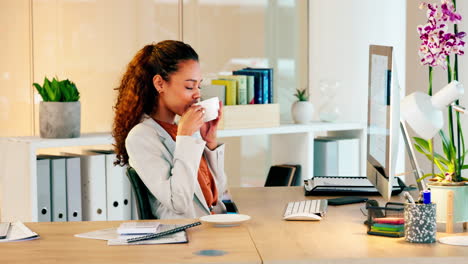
199, 214, 251, 227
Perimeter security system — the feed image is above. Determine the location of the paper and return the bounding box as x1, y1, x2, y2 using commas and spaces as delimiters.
75, 228, 120, 241
0, 222, 39, 242
75, 224, 188, 245
439, 236, 468, 246
117, 221, 160, 234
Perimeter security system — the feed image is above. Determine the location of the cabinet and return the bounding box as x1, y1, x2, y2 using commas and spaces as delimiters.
0, 122, 364, 222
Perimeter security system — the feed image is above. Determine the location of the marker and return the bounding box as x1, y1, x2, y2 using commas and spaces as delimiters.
423, 190, 431, 204
403, 191, 416, 205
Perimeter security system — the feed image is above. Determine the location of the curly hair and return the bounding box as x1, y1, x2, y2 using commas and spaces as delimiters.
112, 40, 199, 166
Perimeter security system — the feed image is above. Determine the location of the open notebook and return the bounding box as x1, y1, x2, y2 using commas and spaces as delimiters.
75, 224, 189, 245
0, 222, 39, 242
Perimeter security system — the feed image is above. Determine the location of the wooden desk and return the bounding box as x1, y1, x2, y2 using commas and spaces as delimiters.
0, 219, 261, 264
230, 187, 468, 264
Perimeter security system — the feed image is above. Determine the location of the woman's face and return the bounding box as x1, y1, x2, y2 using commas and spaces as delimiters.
158, 59, 202, 116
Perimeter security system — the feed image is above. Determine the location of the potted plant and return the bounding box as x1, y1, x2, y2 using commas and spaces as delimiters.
412, 0, 467, 225
33, 77, 81, 138
291, 88, 313, 124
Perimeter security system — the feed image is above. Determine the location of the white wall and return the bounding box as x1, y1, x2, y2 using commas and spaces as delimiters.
309, 0, 406, 124
406, 1, 468, 180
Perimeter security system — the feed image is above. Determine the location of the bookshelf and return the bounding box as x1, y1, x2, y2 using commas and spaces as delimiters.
0, 122, 365, 222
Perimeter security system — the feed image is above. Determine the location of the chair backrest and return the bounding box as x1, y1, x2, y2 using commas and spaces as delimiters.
126, 167, 157, 220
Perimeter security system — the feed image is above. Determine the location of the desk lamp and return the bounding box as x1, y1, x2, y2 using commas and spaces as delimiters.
401, 80, 464, 140
399, 80, 465, 190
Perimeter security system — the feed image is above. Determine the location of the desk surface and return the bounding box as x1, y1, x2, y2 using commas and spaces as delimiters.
230, 186, 468, 264
2, 187, 468, 264
1, 219, 261, 264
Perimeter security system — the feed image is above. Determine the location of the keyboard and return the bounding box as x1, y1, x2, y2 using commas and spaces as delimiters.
283, 200, 328, 221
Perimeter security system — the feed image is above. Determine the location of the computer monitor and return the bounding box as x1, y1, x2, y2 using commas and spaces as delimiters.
367, 45, 401, 201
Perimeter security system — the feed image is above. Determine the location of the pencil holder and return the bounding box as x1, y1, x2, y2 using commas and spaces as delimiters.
404, 203, 437, 243
366, 202, 405, 237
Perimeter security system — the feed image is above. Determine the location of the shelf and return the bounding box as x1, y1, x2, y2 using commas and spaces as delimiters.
0, 123, 365, 148
0, 122, 366, 222
0, 133, 113, 149
218, 122, 364, 137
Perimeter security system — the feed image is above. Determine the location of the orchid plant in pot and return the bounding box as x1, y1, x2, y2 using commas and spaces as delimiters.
412, 0, 468, 225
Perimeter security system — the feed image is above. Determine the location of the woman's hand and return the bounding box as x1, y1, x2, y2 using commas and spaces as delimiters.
200, 101, 223, 150
177, 105, 205, 136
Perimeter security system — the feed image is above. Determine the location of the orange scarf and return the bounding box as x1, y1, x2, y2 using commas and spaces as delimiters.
155, 120, 218, 211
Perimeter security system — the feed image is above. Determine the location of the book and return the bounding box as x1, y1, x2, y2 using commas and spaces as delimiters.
212, 79, 237, 105
0, 222, 39, 242
233, 69, 263, 104
242, 68, 268, 103
244, 75, 255, 104
244, 67, 273, 104
219, 75, 247, 105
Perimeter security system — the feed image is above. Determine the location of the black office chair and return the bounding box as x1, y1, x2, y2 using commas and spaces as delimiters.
126, 167, 157, 220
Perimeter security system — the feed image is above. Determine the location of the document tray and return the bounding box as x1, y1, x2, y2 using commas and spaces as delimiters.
304, 176, 406, 196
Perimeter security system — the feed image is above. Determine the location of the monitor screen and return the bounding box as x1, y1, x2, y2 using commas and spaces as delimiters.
367, 45, 400, 201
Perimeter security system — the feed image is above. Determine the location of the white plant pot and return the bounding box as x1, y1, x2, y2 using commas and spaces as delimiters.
291, 101, 314, 124
39, 101, 81, 138
429, 184, 468, 223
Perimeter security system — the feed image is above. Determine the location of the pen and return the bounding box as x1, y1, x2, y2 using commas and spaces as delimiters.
417, 191, 423, 203
403, 191, 416, 205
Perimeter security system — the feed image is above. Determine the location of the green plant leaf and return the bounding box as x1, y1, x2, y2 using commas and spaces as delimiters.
33, 76, 79, 102
61, 80, 72, 101
433, 154, 450, 166
43, 77, 55, 102
439, 130, 453, 161
294, 88, 308, 101
418, 173, 442, 182
68, 80, 80, 101
414, 144, 428, 155
414, 144, 448, 172
413, 137, 430, 152
33, 82, 49, 101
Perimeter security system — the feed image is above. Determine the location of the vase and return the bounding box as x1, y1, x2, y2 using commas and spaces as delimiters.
39, 101, 81, 138
428, 183, 468, 224
291, 101, 313, 124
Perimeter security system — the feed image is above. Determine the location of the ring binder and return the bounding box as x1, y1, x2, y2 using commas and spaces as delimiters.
125, 221, 202, 243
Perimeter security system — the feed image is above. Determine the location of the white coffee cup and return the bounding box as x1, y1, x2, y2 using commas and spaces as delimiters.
198, 97, 220, 122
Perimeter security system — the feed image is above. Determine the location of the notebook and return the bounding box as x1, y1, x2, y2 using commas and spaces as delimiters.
108, 222, 201, 245
76, 222, 201, 245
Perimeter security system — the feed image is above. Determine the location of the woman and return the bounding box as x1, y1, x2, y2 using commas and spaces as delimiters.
113, 40, 226, 219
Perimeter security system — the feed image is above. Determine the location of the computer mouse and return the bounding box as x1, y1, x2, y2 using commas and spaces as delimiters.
283, 213, 322, 221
